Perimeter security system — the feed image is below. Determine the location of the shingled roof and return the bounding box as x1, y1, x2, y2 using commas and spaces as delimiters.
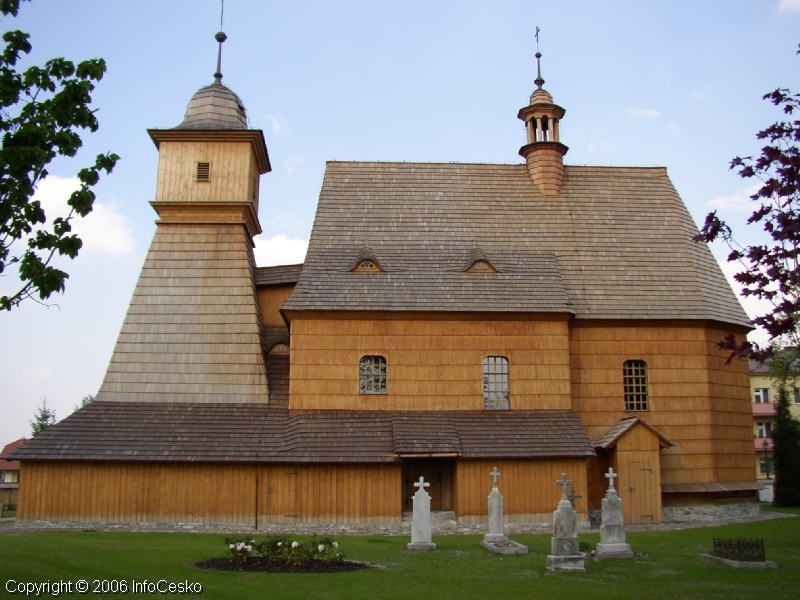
283, 161, 749, 327
6, 402, 594, 463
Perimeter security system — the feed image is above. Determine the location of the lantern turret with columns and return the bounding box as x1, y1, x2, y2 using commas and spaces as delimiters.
517, 52, 568, 196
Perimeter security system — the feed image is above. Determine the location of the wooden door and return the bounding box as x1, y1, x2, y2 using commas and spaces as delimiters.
622, 461, 658, 524
402, 459, 451, 511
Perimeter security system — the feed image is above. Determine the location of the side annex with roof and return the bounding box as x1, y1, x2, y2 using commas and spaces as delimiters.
5, 47, 759, 529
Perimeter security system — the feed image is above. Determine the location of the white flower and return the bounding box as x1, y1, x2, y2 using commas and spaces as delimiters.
332, 541, 339, 548
277, 542, 282, 546
291, 541, 299, 548
236, 542, 245, 551
318, 544, 325, 552
245, 545, 252, 552
229, 544, 235, 549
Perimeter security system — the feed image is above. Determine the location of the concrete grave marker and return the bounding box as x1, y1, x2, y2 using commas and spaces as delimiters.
546, 472, 585, 571
480, 467, 528, 554
595, 467, 633, 558
407, 476, 436, 550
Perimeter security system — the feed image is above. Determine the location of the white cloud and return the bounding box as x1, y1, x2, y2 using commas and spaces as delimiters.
626, 108, 660, 120
707, 184, 761, 213
284, 153, 304, 176
253, 234, 308, 267
778, 0, 800, 13
32, 175, 135, 255
23, 366, 52, 379
267, 115, 291, 138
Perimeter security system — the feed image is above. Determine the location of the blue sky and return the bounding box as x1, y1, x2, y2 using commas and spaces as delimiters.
1, 0, 799, 443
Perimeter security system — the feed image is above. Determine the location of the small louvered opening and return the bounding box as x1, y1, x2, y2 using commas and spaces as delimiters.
196, 162, 210, 182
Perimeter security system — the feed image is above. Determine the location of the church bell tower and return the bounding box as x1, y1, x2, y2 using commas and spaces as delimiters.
517, 51, 568, 196
95, 30, 273, 404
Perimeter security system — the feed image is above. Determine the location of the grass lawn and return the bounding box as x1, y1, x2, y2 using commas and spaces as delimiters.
0, 510, 15, 519
1, 509, 798, 600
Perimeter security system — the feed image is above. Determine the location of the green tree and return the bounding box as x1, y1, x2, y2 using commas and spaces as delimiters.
0, 0, 119, 310
29, 396, 55, 436
767, 346, 800, 506
72, 393, 93, 412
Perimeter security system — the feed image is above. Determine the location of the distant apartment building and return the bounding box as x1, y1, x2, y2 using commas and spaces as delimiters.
749, 360, 800, 488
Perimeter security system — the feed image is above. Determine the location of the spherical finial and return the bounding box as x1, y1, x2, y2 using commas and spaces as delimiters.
535, 52, 541, 59
215, 31, 227, 43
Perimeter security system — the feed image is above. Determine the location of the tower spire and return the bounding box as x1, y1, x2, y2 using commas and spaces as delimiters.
535, 52, 544, 90
534, 27, 544, 90
213, 0, 226, 83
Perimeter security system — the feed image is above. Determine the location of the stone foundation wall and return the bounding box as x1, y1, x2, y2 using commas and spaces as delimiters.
662, 503, 760, 523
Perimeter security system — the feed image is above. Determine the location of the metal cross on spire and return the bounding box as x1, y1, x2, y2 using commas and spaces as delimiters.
213, 0, 227, 83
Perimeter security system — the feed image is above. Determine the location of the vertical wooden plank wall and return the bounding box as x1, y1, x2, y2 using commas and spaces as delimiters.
18, 462, 402, 526
257, 285, 295, 327
455, 458, 588, 525
289, 314, 572, 411
569, 323, 754, 487
155, 141, 258, 203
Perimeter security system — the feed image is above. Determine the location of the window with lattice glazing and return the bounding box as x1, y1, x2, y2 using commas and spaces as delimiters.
359, 356, 387, 394
623, 360, 648, 411
483, 356, 509, 410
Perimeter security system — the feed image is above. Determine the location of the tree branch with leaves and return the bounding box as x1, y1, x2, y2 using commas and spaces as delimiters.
0, 0, 119, 310
695, 46, 800, 361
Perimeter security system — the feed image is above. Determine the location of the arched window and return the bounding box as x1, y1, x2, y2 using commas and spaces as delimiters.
483, 356, 509, 410
269, 343, 289, 354
360, 356, 387, 394
623, 360, 648, 411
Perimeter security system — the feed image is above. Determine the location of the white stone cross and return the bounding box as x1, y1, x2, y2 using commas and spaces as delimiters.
605, 467, 618, 491
556, 473, 572, 501
414, 476, 430, 491
490, 467, 501, 488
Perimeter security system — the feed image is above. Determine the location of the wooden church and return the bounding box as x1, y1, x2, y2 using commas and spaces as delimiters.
6, 42, 760, 529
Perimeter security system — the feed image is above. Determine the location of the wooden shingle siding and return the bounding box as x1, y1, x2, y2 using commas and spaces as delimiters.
97, 223, 270, 404
254, 264, 303, 287
289, 314, 571, 411
570, 323, 753, 487
455, 458, 588, 523
18, 462, 401, 526
284, 162, 749, 327
8, 403, 593, 463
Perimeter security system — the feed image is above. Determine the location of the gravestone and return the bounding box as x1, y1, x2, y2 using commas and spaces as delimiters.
595, 467, 633, 558
407, 476, 436, 550
480, 467, 528, 554
546, 473, 585, 571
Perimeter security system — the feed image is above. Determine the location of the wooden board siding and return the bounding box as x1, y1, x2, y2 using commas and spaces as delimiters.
570, 323, 754, 488
97, 223, 270, 404
454, 458, 588, 524
154, 141, 260, 209
257, 285, 295, 327
18, 462, 401, 526
288, 314, 571, 411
